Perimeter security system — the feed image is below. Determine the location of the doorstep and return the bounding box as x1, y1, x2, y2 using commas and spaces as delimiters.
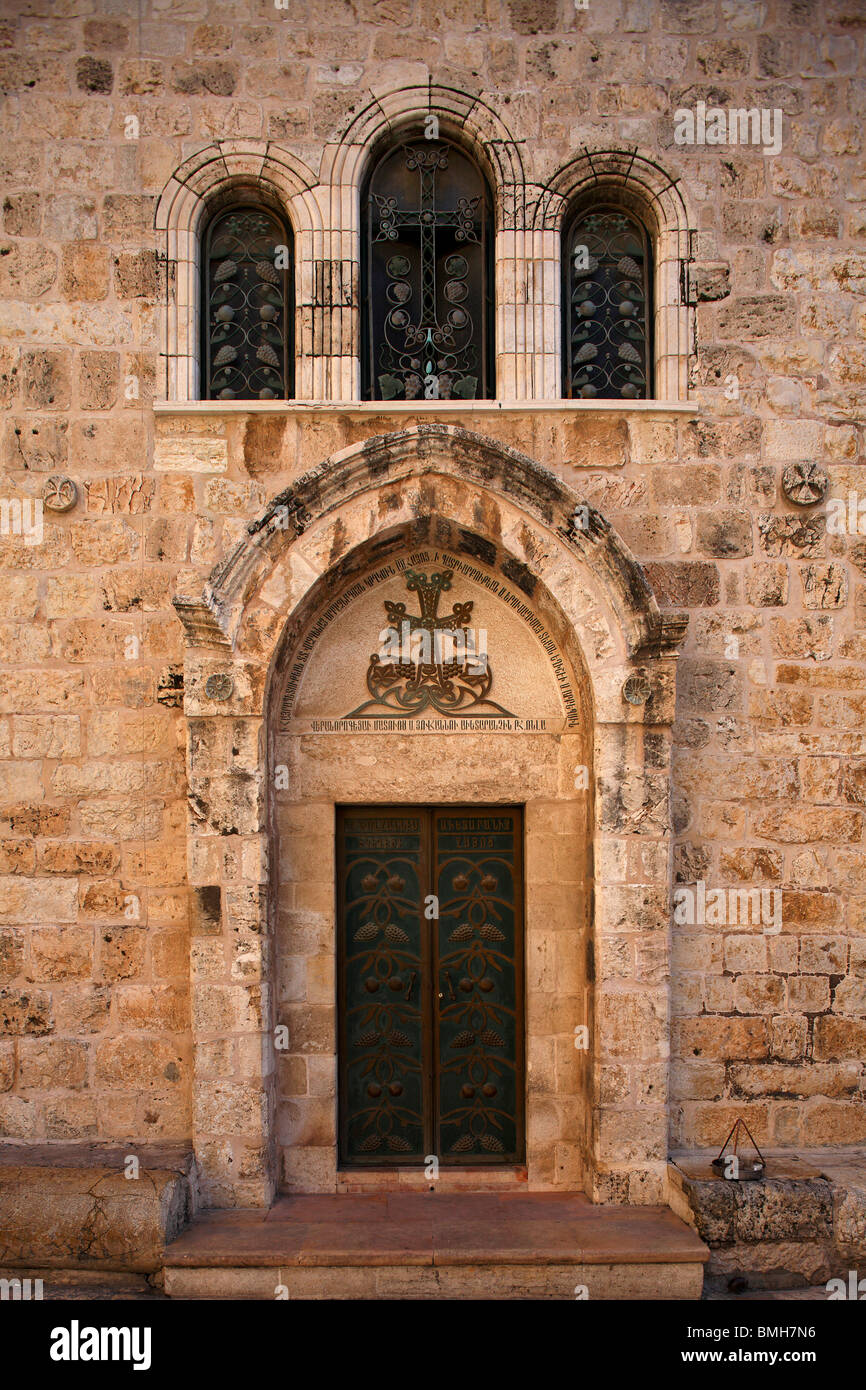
163, 1192, 708, 1300
336, 1164, 529, 1192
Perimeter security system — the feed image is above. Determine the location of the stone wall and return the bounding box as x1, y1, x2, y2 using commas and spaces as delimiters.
0, 0, 865, 1187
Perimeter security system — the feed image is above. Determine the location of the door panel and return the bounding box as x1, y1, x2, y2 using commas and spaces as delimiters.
337, 809, 429, 1164
434, 809, 523, 1163
337, 806, 524, 1168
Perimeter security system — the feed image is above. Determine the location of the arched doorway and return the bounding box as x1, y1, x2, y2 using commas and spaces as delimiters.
173, 425, 686, 1210
267, 519, 591, 1191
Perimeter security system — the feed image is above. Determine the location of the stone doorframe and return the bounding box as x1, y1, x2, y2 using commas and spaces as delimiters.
172, 423, 687, 1210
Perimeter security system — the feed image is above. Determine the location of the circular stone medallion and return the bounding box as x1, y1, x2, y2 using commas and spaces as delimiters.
41, 476, 78, 512
205, 673, 234, 701
623, 673, 652, 706
782, 461, 829, 506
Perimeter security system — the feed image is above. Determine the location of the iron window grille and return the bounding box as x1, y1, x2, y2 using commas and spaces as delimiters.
362, 139, 494, 402
563, 206, 653, 400
201, 204, 293, 401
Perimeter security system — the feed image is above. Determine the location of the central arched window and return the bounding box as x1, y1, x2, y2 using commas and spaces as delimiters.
563, 206, 652, 399
201, 203, 293, 400
362, 138, 494, 401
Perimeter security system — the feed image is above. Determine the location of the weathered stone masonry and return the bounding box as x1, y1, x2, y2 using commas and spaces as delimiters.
0, 0, 865, 1223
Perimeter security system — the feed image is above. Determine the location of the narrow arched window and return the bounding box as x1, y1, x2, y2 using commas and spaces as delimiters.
362, 138, 494, 401
201, 204, 293, 400
563, 207, 652, 399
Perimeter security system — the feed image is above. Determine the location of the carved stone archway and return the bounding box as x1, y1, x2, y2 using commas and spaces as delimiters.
173, 424, 686, 1209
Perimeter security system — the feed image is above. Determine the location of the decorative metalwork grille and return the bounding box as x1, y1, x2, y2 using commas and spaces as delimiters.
362, 140, 493, 401
337, 807, 524, 1166
202, 205, 292, 400
434, 808, 523, 1161
564, 207, 652, 399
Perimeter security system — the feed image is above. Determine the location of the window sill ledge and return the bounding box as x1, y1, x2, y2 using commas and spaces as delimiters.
154, 398, 694, 415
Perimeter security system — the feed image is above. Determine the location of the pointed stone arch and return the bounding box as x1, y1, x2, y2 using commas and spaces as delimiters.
175, 423, 680, 661
173, 425, 685, 1209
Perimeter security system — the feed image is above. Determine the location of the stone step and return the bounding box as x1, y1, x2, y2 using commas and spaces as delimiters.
668, 1147, 866, 1296
163, 1193, 708, 1300
0, 1268, 166, 1300
0, 1142, 196, 1274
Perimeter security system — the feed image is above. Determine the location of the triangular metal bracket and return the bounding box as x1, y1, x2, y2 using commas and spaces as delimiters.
711, 1118, 766, 1181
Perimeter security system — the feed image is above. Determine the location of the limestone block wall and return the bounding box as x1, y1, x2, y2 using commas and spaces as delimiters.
0, 0, 865, 1180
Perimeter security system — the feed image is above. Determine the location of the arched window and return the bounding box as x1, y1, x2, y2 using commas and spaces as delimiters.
362, 138, 494, 401
201, 203, 293, 400
563, 206, 652, 400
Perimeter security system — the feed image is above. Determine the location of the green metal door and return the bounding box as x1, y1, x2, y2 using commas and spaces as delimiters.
338, 809, 430, 1163
433, 809, 524, 1162
338, 806, 524, 1167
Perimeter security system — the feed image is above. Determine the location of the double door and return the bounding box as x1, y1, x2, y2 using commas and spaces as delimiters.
337, 806, 524, 1165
